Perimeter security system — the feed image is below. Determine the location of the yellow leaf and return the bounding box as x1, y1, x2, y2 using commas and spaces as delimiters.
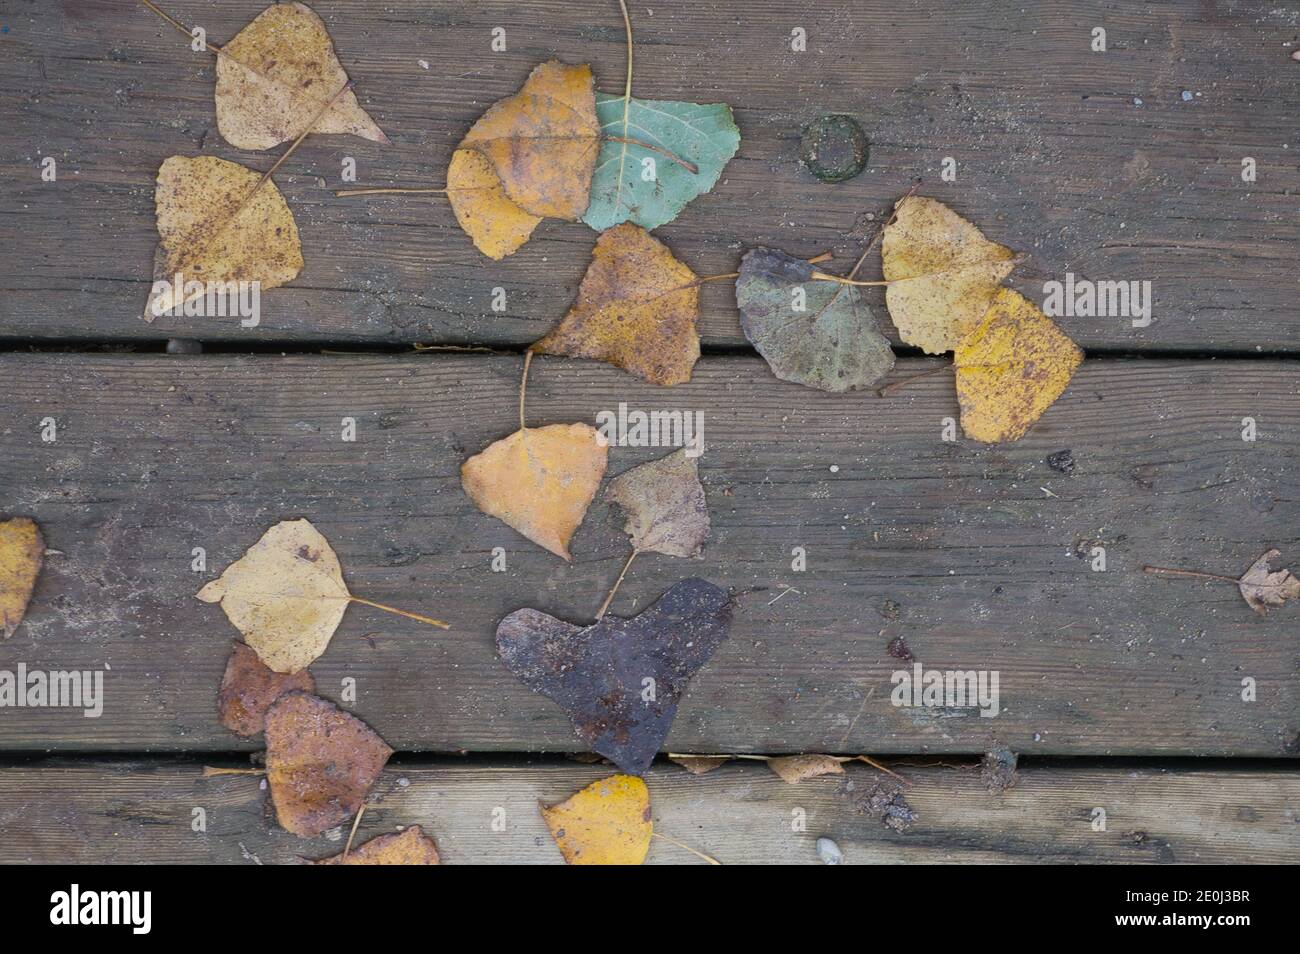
461, 424, 608, 560
197, 519, 349, 673
215, 2, 388, 151
145, 155, 303, 319
313, 825, 441, 865
449, 60, 599, 257
533, 223, 701, 385
882, 196, 1017, 354
954, 288, 1084, 443
541, 774, 652, 865
0, 517, 43, 640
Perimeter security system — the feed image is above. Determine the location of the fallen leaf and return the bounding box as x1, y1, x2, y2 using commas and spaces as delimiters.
606, 449, 709, 558
198, 519, 349, 673
980, 747, 1019, 793
882, 196, 1017, 354
496, 578, 732, 775
313, 825, 440, 865
1237, 549, 1300, 616
461, 423, 608, 560
954, 288, 1083, 442
145, 155, 303, 319
737, 246, 895, 391
540, 774, 652, 865
217, 641, 316, 737
448, 60, 599, 258
583, 93, 740, 232
264, 692, 392, 837
0, 517, 43, 640
532, 223, 700, 385
766, 754, 845, 784
669, 755, 730, 776
215, 2, 388, 151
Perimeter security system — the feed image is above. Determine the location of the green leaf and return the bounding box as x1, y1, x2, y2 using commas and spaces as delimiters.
583, 92, 740, 233
736, 248, 896, 392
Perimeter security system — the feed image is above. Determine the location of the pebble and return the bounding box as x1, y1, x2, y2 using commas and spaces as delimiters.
816, 836, 844, 865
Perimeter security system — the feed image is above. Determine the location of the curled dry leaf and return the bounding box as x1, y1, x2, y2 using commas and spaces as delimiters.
1237, 549, 1300, 616
737, 246, 895, 392
197, 519, 348, 673
264, 692, 392, 837
541, 774, 652, 865
313, 825, 441, 865
882, 196, 1018, 354
584, 93, 740, 232
606, 449, 710, 559
669, 755, 730, 776
533, 224, 701, 385
0, 517, 43, 640
217, 641, 315, 737
215, 2, 388, 151
145, 155, 303, 319
766, 754, 846, 784
448, 60, 599, 259
953, 288, 1083, 443
496, 578, 732, 775
461, 423, 608, 560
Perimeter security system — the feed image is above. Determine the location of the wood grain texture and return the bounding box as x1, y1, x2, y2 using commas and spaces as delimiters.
0, 353, 1296, 756
0, 0, 1296, 349
0, 758, 1295, 864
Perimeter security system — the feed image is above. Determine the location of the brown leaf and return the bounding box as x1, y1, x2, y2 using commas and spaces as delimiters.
461, 423, 608, 560
0, 517, 43, 640
1238, 549, 1300, 616
215, 2, 388, 151
264, 692, 392, 837
669, 755, 730, 776
217, 641, 316, 737
197, 519, 349, 673
882, 196, 1017, 354
533, 224, 701, 385
497, 578, 733, 775
766, 754, 845, 784
448, 60, 599, 258
313, 825, 440, 865
606, 450, 709, 558
145, 155, 303, 319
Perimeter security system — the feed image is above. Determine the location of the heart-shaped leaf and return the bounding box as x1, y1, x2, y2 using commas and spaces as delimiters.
583, 93, 740, 232
737, 246, 895, 392
540, 774, 652, 865
606, 449, 709, 559
217, 641, 316, 737
496, 578, 732, 775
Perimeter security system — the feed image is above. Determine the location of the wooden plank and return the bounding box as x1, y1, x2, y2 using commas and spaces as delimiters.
1, 352, 1296, 756
0, 758, 1295, 864
1, 0, 1296, 350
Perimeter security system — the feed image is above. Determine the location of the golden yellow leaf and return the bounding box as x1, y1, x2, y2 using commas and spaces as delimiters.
461, 424, 608, 560
882, 196, 1017, 354
954, 288, 1084, 443
541, 774, 652, 865
532, 224, 701, 385
0, 517, 43, 640
197, 519, 349, 673
313, 825, 441, 865
145, 155, 303, 319
215, 2, 388, 151
449, 60, 599, 258
445, 148, 542, 261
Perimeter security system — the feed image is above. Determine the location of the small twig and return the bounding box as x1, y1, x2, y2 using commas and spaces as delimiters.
876, 363, 954, 398
348, 596, 450, 629
809, 270, 892, 287
519, 349, 534, 431
596, 550, 638, 619
651, 831, 721, 865
202, 766, 265, 777
335, 186, 449, 197
343, 804, 367, 857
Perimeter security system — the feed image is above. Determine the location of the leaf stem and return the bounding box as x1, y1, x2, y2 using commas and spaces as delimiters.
596, 549, 638, 619
1142, 566, 1239, 584
876, 363, 954, 398
651, 831, 721, 865
810, 270, 892, 287
343, 804, 367, 857
602, 135, 699, 174
348, 596, 450, 629
519, 349, 534, 431
201, 766, 265, 777
335, 186, 449, 197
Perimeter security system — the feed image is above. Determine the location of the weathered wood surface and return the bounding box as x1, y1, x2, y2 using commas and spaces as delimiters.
1, 0, 1297, 350
1, 758, 1295, 864
1, 353, 1296, 755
